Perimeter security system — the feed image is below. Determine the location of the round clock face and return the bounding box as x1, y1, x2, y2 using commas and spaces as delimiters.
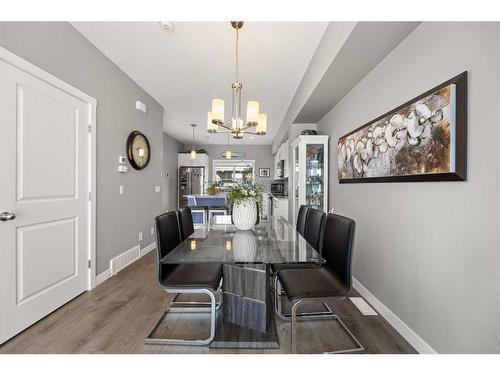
126, 131, 151, 170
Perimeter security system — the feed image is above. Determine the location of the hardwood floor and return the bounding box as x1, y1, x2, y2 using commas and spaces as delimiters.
0, 252, 416, 354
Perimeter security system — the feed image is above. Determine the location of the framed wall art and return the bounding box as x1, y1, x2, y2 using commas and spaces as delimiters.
259, 168, 270, 177
337, 72, 467, 183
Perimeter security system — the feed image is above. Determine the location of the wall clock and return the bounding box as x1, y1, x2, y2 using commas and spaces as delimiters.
126, 130, 151, 170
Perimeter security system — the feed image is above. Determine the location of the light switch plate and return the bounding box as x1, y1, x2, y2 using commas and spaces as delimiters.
139, 232, 143, 241
150, 226, 154, 235
118, 156, 127, 164
155, 186, 161, 193
119, 185, 124, 195
118, 165, 128, 173
136, 100, 147, 113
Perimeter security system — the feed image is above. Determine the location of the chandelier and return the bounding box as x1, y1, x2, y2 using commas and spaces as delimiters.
207, 21, 267, 139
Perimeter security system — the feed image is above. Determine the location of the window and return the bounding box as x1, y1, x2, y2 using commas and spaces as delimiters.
212, 160, 255, 190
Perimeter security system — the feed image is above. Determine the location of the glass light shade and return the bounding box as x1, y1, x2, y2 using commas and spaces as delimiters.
232, 117, 243, 130
225, 150, 232, 159
256, 113, 267, 135
212, 99, 224, 122
190, 240, 196, 250
246, 101, 259, 124
225, 240, 232, 251
207, 111, 217, 132
191, 150, 197, 159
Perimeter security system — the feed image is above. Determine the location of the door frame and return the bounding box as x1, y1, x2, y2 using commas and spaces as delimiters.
0, 46, 98, 290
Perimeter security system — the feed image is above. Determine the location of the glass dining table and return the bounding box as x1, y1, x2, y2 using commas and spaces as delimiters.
161, 215, 324, 348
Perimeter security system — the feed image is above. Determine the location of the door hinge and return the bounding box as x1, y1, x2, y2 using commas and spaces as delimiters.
88, 192, 92, 201
88, 259, 92, 269
88, 124, 92, 133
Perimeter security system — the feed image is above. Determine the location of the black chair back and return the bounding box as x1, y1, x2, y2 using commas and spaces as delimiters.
296, 205, 309, 237
155, 211, 181, 285
303, 207, 326, 252
322, 213, 356, 293
178, 207, 194, 241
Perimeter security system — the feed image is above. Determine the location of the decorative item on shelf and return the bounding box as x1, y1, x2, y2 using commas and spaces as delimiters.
337, 72, 467, 183
301, 129, 318, 135
126, 130, 151, 170
259, 168, 270, 178
206, 22, 267, 140
227, 182, 264, 230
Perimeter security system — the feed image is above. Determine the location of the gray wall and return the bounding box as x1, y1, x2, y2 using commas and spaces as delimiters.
317, 22, 500, 353
0, 22, 165, 275
187, 144, 275, 191
162, 132, 184, 210
272, 22, 356, 154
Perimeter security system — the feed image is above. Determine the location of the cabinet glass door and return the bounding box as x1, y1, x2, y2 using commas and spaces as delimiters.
305, 144, 325, 211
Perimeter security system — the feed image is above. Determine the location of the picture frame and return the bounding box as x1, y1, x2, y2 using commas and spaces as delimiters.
337, 72, 467, 183
259, 168, 271, 178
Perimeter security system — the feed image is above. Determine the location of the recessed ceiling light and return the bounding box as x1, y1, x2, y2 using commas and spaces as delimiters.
159, 21, 174, 31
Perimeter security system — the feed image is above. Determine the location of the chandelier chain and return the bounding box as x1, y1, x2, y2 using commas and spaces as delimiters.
235, 26, 239, 83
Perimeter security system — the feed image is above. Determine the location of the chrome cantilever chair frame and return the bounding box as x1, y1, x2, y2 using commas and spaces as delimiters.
273, 273, 333, 317
274, 276, 364, 354
145, 284, 223, 346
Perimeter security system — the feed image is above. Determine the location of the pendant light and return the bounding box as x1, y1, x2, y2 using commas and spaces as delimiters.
190, 124, 197, 159
225, 132, 231, 160
207, 22, 267, 139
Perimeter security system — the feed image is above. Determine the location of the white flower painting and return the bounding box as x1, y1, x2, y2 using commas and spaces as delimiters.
337, 82, 459, 182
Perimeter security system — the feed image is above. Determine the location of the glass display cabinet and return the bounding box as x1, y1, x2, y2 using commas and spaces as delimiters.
291, 135, 329, 224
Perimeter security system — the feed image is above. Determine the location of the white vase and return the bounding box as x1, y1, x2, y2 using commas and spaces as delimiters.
232, 199, 258, 231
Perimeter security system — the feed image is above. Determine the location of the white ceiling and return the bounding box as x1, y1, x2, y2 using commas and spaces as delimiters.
72, 22, 327, 145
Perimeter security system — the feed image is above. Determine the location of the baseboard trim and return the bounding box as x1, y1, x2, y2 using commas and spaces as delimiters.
96, 269, 112, 286
353, 277, 437, 354
140, 241, 156, 257
94, 242, 156, 288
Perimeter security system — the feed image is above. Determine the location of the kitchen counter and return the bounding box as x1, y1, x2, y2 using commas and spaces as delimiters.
183, 194, 227, 198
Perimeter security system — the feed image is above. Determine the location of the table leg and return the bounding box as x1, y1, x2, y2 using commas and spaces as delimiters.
209, 264, 279, 349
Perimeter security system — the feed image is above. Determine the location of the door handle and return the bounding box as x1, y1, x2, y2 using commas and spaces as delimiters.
0, 212, 16, 221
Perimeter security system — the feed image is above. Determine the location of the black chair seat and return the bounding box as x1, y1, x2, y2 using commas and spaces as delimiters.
277, 267, 347, 302
160, 263, 223, 289
271, 263, 320, 273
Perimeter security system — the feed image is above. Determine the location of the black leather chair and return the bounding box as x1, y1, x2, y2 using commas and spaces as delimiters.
296, 205, 309, 237
178, 207, 195, 241
303, 207, 326, 253
275, 213, 364, 353
145, 211, 223, 346
271, 206, 324, 275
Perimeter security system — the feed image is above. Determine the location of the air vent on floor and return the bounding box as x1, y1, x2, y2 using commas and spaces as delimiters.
110, 245, 140, 275
349, 297, 378, 315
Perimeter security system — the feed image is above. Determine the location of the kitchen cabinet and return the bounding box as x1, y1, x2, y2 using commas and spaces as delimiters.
272, 197, 288, 219
291, 135, 329, 224
273, 138, 290, 179
283, 138, 290, 178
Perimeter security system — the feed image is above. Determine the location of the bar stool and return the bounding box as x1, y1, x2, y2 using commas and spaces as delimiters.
186, 196, 207, 226
208, 206, 228, 222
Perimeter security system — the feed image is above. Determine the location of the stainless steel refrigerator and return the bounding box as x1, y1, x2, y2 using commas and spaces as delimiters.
178, 166, 205, 208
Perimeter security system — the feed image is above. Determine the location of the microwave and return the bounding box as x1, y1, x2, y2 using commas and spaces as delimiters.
271, 179, 288, 196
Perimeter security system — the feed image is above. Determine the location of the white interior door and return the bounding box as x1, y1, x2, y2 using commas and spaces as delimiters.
0, 56, 92, 344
